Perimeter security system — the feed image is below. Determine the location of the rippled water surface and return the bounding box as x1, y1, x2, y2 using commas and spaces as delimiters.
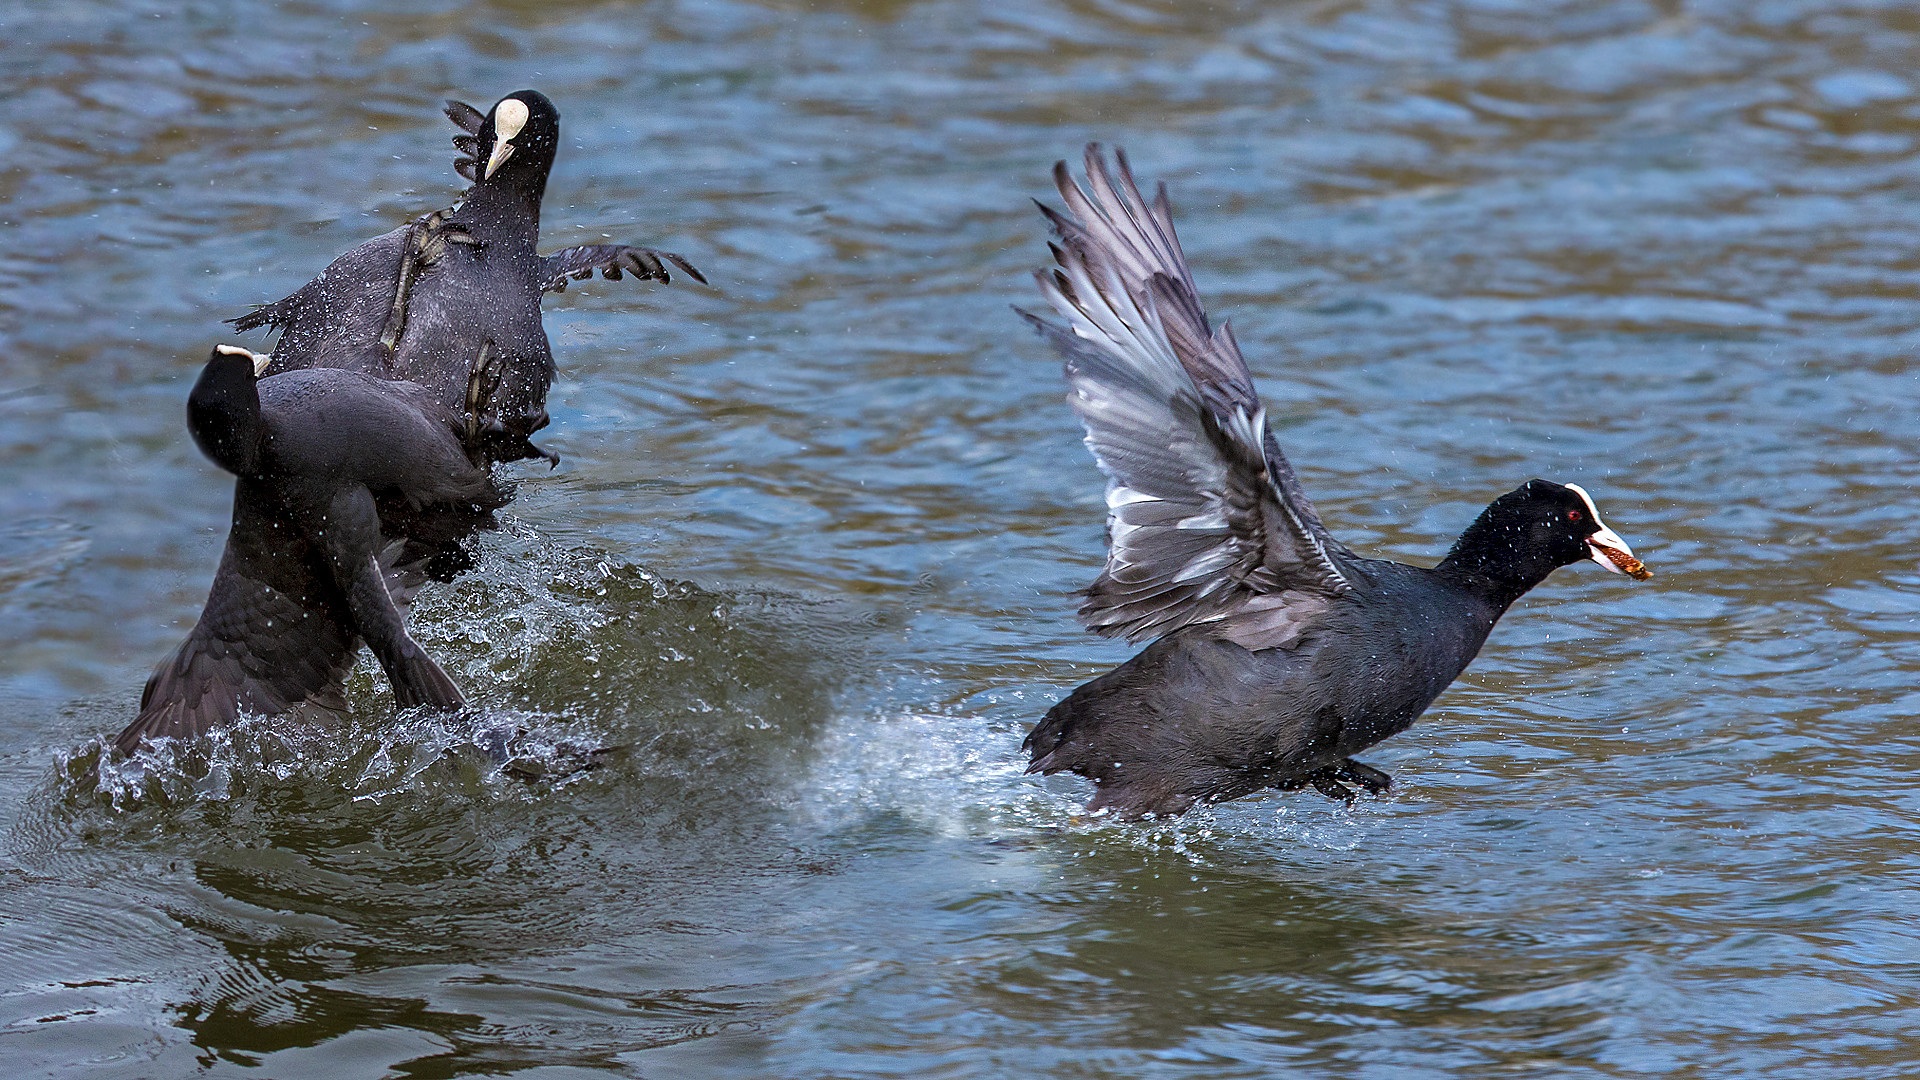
4, 1, 1920, 1076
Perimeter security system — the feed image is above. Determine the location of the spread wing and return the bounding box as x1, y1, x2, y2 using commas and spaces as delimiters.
539, 244, 707, 292
225, 227, 412, 375
446, 98, 486, 182
1040, 145, 1342, 544
118, 492, 354, 752
116, 493, 446, 753
1029, 145, 1352, 647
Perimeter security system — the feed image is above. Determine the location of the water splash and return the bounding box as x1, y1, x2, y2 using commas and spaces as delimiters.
37, 525, 866, 822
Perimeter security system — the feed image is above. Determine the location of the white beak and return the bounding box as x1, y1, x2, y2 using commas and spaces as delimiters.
484, 97, 530, 180
215, 343, 273, 377
1565, 482, 1648, 579
1585, 521, 1636, 574
484, 139, 515, 180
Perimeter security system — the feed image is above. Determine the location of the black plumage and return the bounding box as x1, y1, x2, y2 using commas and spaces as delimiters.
123, 91, 703, 750
1022, 146, 1650, 818
230, 90, 704, 466
118, 346, 507, 753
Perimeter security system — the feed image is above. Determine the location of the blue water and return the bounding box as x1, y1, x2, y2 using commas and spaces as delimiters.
3, 1, 1918, 1076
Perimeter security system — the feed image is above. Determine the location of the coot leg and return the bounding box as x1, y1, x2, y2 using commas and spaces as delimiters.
382, 211, 483, 358
1307, 772, 1356, 803
462, 340, 504, 454
1293, 759, 1392, 803
380, 214, 434, 357
1334, 758, 1393, 795
459, 341, 558, 467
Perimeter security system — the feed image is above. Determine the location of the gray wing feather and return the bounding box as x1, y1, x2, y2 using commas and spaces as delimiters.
118, 499, 354, 752
1045, 145, 1343, 543
444, 99, 485, 134
539, 244, 707, 292
1030, 146, 1352, 646
117, 512, 449, 754
446, 99, 485, 181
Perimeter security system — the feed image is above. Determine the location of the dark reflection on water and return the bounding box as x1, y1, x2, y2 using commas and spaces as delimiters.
5, 0, 1920, 1076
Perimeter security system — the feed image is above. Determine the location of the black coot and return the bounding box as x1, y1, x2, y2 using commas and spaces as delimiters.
117, 346, 507, 752
122, 91, 703, 750
1022, 146, 1651, 818
230, 90, 705, 466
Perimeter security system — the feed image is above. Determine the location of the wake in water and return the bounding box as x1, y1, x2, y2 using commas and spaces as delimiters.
795, 691, 1415, 864
25, 514, 1395, 881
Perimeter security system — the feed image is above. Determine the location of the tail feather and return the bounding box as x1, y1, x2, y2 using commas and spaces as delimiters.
1026, 661, 1208, 819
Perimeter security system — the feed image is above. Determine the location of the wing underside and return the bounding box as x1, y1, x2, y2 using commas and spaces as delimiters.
1029, 145, 1352, 647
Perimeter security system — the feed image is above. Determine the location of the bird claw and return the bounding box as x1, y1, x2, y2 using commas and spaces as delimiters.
525, 440, 560, 468
457, 341, 553, 466
461, 341, 505, 459
382, 210, 483, 358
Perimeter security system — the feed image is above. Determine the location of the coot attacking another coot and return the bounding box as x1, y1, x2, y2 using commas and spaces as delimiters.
117, 346, 507, 753
122, 91, 703, 750
1022, 146, 1650, 819
231, 90, 704, 467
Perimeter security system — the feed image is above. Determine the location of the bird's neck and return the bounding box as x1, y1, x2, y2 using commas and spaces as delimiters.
1434, 528, 1558, 612
1431, 564, 1533, 615
459, 175, 544, 238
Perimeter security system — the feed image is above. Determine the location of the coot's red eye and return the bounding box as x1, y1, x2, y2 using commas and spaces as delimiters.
1567, 509, 1583, 521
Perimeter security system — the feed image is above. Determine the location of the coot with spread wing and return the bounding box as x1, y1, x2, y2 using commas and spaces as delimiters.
1022, 146, 1650, 818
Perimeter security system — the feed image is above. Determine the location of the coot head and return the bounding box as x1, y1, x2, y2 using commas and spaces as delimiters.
1443, 478, 1649, 591
187, 344, 272, 477
474, 90, 559, 187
